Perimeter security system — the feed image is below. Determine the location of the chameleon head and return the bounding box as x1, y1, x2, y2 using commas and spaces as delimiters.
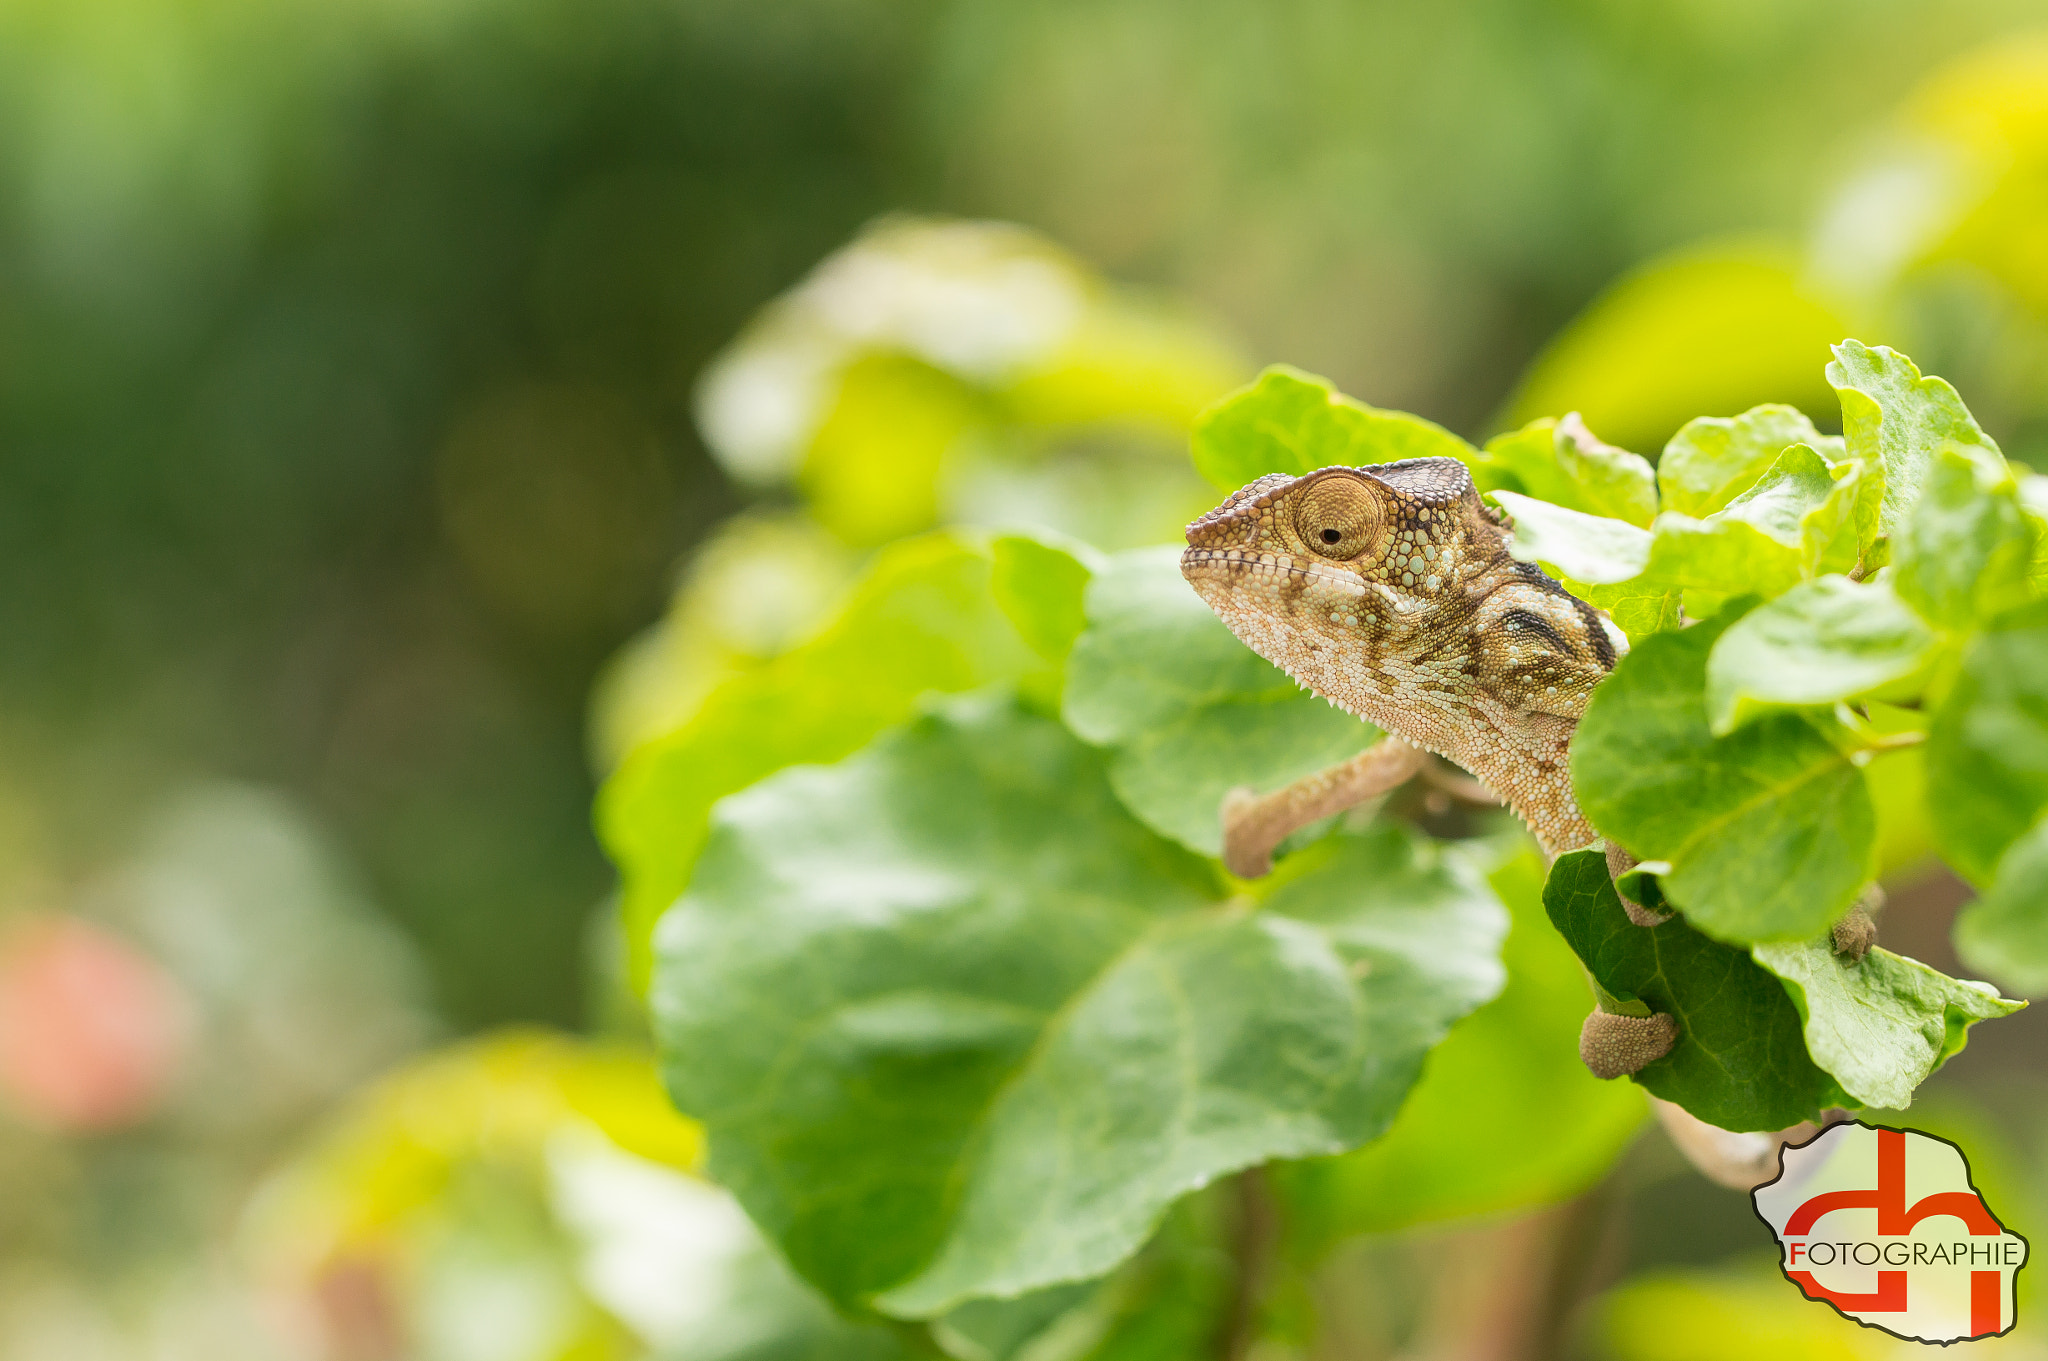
1180, 457, 1622, 750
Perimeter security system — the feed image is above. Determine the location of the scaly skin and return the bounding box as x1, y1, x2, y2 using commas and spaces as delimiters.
1182, 457, 1621, 856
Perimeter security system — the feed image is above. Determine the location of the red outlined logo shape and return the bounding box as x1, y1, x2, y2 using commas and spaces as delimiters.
1753, 1122, 2027, 1344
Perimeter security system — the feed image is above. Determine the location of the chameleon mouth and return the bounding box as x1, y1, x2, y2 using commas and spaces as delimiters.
1179, 545, 1364, 597
1180, 544, 1298, 580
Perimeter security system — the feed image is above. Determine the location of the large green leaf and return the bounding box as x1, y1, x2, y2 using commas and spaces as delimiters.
1571, 603, 1875, 943
1826, 340, 2005, 534
1924, 600, 2048, 884
1750, 938, 2020, 1110
653, 694, 1506, 1315
597, 534, 1040, 988
1703, 577, 1939, 735
1488, 492, 1650, 585
1657, 405, 1835, 518
1190, 366, 1476, 493
1956, 814, 2048, 998
1273, 849, 1644, 1244
1543, 850, 1842, 1132
1480, 417, 1658, 527
1063, 547, 1378, 857
1890, 447, 2035, 627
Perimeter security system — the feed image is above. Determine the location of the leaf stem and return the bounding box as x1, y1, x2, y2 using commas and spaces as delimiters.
1831, 701, 1928, 758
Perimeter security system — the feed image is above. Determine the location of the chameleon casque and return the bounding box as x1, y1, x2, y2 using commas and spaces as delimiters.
1182, 455, 1869, 1165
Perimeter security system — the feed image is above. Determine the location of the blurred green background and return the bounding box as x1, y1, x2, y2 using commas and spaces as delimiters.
8, 0, 2048, 1357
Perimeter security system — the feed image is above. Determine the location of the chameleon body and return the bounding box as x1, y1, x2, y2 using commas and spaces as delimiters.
1181, 456, 1621, 856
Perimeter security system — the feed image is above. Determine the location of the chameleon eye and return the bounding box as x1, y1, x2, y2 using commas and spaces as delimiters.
1294, 475, 1381, 560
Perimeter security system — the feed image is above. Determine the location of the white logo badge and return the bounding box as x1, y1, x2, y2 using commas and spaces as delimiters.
1754, 1122, 2027, 1343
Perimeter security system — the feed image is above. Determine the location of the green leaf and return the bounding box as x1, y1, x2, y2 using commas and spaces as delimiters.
1710, 443, 1837, 549
1750, 939, 2021, 1110
2020, 473, 2048, 595
1570, 505, 1808, 640
1890, 447, 2036, 627
1583, 445, 1842, 621
803, 354, 991, 546
1826, 339, 2006, 534
1956, 814, 2048, 997
598, 534, 1039, 989
935, 1284, 1097, 1361
1062, 548, 1378, 857
1502, 246, 1847, 453
1643, 514, 1804, 613
654, 694, 1506, 1315
1572, 603, 1875, 943
1273, 849, 1644, 1243
1924, 600, 2048, 884
1703, 577, 1939, 734
1482, 416, 1658, 527
1487, 483, 1834, 641
1488, 492, 1650, 585
1865, 702, 1937, 882
990, 530, 1105, 665
934, 1193, 1233, 1361
1658, 404, 1836, 518
664, 1212, 918, 1361
1470, 419, 1548, 496
1798, 455, 1884, 579
1542, 849, 1842, 1131
1190, 366, 1476, 493
1574, 578, 1684, 640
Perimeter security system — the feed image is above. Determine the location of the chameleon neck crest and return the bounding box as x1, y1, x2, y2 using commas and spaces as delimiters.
1181, 457, 1622, 855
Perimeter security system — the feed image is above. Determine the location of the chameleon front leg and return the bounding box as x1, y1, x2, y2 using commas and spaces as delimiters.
1219, 738, 1426, 879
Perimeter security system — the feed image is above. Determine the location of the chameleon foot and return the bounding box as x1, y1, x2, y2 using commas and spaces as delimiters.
1605, 843, 1672, 927
1219, 738, 1425, 878
1578, 1008, 1677, 1080
1831, 885, 1884, 961
1831, 909, 1877, 961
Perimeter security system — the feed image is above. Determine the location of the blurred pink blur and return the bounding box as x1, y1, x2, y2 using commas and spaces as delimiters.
0, 915, 192, 1133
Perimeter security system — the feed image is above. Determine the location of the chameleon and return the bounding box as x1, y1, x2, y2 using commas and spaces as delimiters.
1181, 455, 1618, 865
1181, 455, 1874, 1115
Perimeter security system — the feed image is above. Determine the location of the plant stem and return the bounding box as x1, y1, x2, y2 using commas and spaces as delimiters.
1219, 1166, 1280, 1361
1397, 1197, 1595, 1361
